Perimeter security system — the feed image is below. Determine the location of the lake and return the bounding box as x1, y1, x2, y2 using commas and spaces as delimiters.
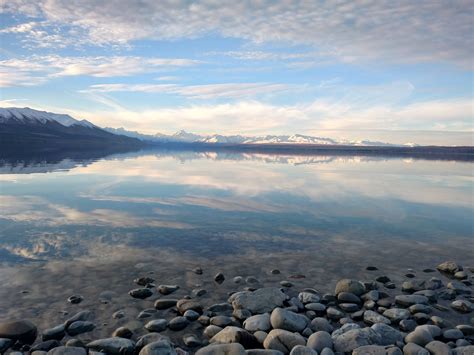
0, 149, 473, 342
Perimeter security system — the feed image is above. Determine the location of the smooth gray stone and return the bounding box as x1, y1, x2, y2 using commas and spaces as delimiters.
442, 328, 464, 340
244, 313, 271, 332
42, 324, 66, 341
437, 261, 461, 274
0, 338, 13, 352
158, 284, 179, 295
129, 288, 153, 299
289, 345, 317, 355
183, 334, 201, 347
184, 310, 200, 321
66, 321, 95, 336
210, 326, 260, 349
425, 341, 453, 355
0, 319, 37, 344
48, 346, 87, 355
145, 319, 168, 332
210, 316, 234, 327
31, 340, 61, 352
383, 308, 411, 322
136, 333, 171, 351
154, 299, 178, 310
197, 343, 246, 355
352, 345, 386, 355
371, 323, 403, 345
139, 340, 177, 355
307, 331, 332, 352
450, 300, 472, 313
395, 295, 429, 307
270, 308, 308, 332
452, 346, 474, 355
333, 328, 381, 353
298, 292, 320, 304
334, 279, 366, 296
176, 299, 203, 314
246, 350, 284, 355
263, 329, 306, 353
64, 311, 92, 327
204, 325, 223, 338
403, 342, 430, 355
309, 317, 333, 333
230, 288, 287, 314
168, 317, 189, 331
363, 310, 390, 325
87, 338, 135, 355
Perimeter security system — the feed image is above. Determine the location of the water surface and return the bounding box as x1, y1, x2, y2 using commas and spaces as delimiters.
0, 150, 472, 340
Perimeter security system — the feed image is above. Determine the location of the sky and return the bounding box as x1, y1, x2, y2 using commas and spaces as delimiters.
0, 0, 473, 145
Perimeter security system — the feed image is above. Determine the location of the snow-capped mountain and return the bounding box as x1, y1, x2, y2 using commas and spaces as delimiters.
0, 107, 142, 150
104, 127, 413, 147
0, 107, 96, 128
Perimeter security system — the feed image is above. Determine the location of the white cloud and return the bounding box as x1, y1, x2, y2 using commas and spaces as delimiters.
0, 55, 200, 87
85, 82, 292, 99
2, 0, 473, 67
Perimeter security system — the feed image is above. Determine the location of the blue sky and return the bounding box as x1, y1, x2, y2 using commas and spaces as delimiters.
0, 1, 472, 145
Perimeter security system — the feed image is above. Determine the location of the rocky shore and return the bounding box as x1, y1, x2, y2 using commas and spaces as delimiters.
0, 261, 473, 355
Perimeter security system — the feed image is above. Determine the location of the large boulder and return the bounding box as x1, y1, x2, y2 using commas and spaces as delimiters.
230, 288, 287, 314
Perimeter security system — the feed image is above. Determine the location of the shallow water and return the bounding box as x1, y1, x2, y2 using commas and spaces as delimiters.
0, 149, 473, 344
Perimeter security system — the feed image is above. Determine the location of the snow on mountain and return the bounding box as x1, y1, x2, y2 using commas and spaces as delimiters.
0, 107, 96, 128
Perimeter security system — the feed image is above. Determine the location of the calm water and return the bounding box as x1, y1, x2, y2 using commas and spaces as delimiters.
0, 149, 473, 339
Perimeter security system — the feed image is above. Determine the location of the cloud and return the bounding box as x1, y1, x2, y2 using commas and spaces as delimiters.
0, 55, 200, 87
85, 82, 292, 99
2, 0, 473, 67
66, 96, 473, 139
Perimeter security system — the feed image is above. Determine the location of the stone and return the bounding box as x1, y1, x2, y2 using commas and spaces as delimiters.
31, 340, 61, 352
209, 303, 234, 313
405, 328, 434, 346
0, 320, 37, 344
42, 324, 66, 341
112, 310, 125, 319
67, 295, 83, 304
383, 308, 411, 322
270, 308, 308, 332
135, 333, 171, 351
363, 310, 390, 325
454, 271, 468, 280
409, 304, 431, 314
65, 339, 85, 348
403, 343, 429, 355
234, 309, 252, 321
215, 273, 226, 283
145, 319, 168, 332
205, 325, 223, 338
87, 338, 135, 355
337, 292, 361, 304
395, 295, 429, 307
320, 349, 335, 355
48, 346, 87, 355
155, 299, 178, 310
400, 319, 418, 332
309, 318, 333, 333
333, 328, 382, 353
305, 303, 326, 314
112, 327, 133, 338
211, 316, 234, 327
452, 347, 474, 355
289, 345, 317, 355
66, 321, 95, 336
193, 267, 203, 275
177, 299, 203, 314
158, 285, 180, 295
139, 340, 177, 355
442, 328, 463, 340
326, 307, 344, 320
230, 288, 287, 314
298, 292, 320, 304
134, 276, 155, 286
244, 314, 271, 332
0, 338, 13, 353
437, 261, 461, 274
263, 329, 306, 354
451, 300, 472, 313
210, 326, 261, 349
425, 340, 453, 355
280, 281, 292, 288
371, 323, 403, 345
456, 324, 474, 336
168, 317, 189, 331
352, 345, 386, 355
306, 331, 332, 353
184, 309, 200, 321
183, 334, 201, 347
193, 288, 207, 297
447, 281, 471, 295
129, 288, 153, 299
334, 279, 366, 296
196, 343, 246, 355
138, 309, 157, 319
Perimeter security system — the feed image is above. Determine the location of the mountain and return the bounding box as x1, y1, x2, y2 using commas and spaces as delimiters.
104, 127, 415, 147
0, 107, 143, 152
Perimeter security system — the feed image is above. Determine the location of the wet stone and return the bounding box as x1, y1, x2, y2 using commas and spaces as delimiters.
67, 295, 83, 304
168, 317, 189, 331
154, 299, 178, 310
129, 288, 153, 299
